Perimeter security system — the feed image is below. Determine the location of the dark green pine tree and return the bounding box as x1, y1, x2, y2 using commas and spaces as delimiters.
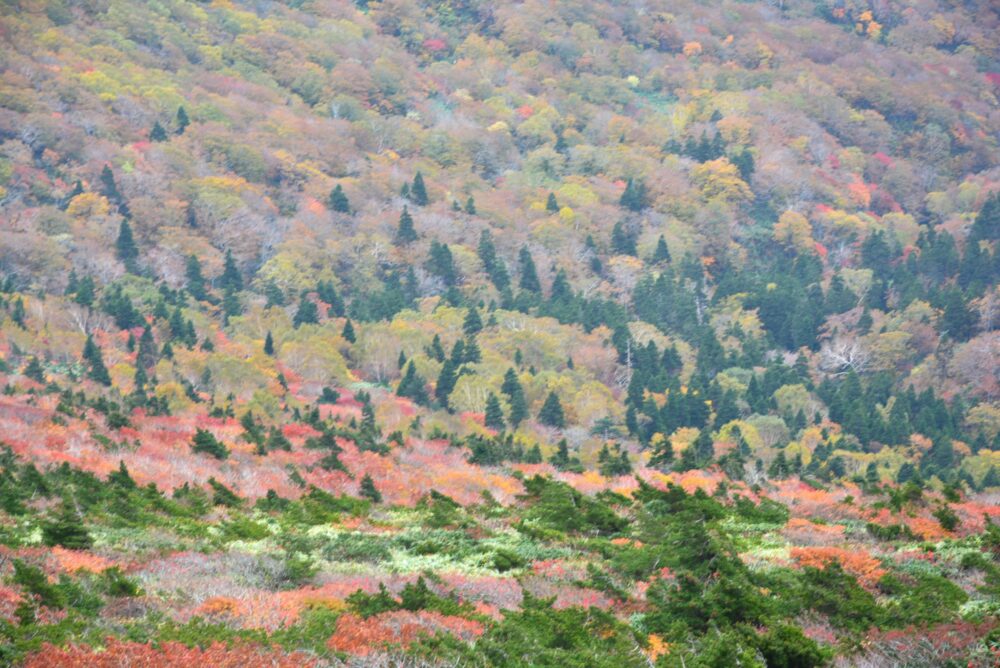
651, 235, 672, 263
501, 368, 522, 397
293, 294, 319, 328
150, 121, 168, 142
428, 334, 446, 362
537, 391, 565, 428
42, 500, 93, 549
222, 287, 241, 323
434, 358, 458, 408
100, 164, 120, 201
318, 280, 345, 316
185, 255, 207, 301
220, 250, 242, 292
191, 428, 229, 459
970, 191, 1000, 242
692, 428, 715, 465
674, 442, 700, 472
768, 451, 790, 479
175, 105, 190, 135
396, 361, 429, 405
264, 331, 275, 356
74, 275, 95, 307
940, 288, 977, 341
518, 246, 541, 293
462, 336, 481, 363
138, 325, 157, 368
23, 357, 45, 383
395, 206, 418, 245
410, 171, 429, 205
464, 196, 476, 215
619, 178, 647, 212
10, 297, 26, 328
328, 184, 351, 213
341, 318, 356, 343
649, 436, 674, 469
507, 384, 527, 427
611, 220, 637, 256
83, 335, 112, 386
484, 392, 505, 430
115, 220, 139, 272
426, 240, 457, 286
359, 474, 382, 503
500, 368, 528, 426
546, 192, 560, 213
463, 308, 483, 336
108, 460, 136, 490
550, 439, 576, 470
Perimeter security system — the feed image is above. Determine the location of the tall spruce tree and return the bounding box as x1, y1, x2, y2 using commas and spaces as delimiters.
410, 171, 429, 205
115, 220, 139, 272
546, 192, 560, 212
395, 207, 417, 245
652, 235, 672, 263
435, 358, 458, 408
220, 250, 242, 292
42, 500, 93, 549
359, 474, 382, 503
185, 255, 207, 300
191, 428, 229, 459
175, 106, 190, 134
150, 121, 168, 142
518, 246, 541, 293
397, 361, 429, 405
538, 391, 566, 428
484, 393, 505, 430
329, 184, 351, 213
83, 335, 111, 386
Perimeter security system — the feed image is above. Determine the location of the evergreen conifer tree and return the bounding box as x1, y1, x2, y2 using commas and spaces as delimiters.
518, 246, 541, 293
191, 428, 229, 459
538, 391, 565, 428
396, 362, 429, 405
546, 192, 559, 212
410, 171, 429, 205
116, 220, 139, 272
185, 255, 206, 300
42, 500, 93, 549
220, 250, 242, 291
293, 295, 319, 328
359, 474, 382, 503
83, 335, 111, 386
395, 207, 417, 245
652, 235, 671, 263
484, 393, 505, 430
329, 184, 350, 213
341, 318, 356, 343
175, 106, 190, 134
463, 308, 483, 335
434, 359, 458, 408
150, 121, 168, 142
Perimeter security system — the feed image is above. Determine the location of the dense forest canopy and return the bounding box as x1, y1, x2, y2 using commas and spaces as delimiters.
0, 0, 999, 665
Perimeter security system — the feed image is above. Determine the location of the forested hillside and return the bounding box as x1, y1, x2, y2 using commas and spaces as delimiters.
0, 0, 999, 665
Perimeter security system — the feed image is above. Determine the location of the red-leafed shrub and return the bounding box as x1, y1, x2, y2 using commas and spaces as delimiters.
327, 610, 483, 655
